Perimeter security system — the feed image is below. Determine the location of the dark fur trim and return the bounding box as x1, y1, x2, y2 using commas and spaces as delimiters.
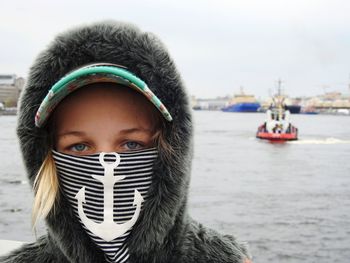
9, 21, 250, 262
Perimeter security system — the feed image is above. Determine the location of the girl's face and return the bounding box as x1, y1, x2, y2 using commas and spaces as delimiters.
53, 83, 158, 155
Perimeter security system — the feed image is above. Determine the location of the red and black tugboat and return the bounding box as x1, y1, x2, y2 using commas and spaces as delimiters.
256, 82, 298, 141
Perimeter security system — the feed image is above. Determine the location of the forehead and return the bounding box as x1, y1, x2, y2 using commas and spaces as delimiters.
51, 83, 160, 131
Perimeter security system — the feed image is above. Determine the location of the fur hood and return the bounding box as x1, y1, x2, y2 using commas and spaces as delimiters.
2, 21, 251, 263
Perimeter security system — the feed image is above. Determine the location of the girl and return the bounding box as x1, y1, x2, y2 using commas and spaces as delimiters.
1, 21, 251, 263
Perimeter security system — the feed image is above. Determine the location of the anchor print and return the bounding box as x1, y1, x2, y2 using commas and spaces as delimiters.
75, 152, 144, 242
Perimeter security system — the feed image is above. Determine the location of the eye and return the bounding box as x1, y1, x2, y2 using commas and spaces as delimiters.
70, 143, 89, 152
124, 141, 143, 151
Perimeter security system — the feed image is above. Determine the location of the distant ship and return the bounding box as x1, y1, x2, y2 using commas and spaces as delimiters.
285, 104, 301, 114
259, 80, 301, 114
222, 88, 260, 112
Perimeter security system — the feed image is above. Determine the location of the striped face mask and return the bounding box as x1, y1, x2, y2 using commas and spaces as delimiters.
52, 148, 157, 263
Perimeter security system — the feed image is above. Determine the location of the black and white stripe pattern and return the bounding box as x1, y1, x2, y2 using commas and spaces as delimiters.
52, 148, 157, 263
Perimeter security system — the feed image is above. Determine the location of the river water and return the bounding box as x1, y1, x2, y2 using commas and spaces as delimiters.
1, 112, 350, 262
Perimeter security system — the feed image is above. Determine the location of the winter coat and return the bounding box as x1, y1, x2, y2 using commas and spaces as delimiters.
1, 21, 251, 263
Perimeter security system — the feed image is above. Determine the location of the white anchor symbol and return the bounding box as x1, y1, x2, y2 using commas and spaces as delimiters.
75, 152, 144, 242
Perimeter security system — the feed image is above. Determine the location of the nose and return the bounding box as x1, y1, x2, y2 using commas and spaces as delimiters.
95, 143, 119, 154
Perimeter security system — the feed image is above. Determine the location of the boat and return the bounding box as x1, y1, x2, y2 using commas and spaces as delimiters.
285, 104, 301, 114
222, 102, 261, 112
222, 88, 260, 112
256, 85, 298, 141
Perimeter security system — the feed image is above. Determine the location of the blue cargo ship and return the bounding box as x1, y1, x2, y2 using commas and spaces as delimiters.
285, 105, 301, 114
222, 102, 261, 112
221, 90, 261, 112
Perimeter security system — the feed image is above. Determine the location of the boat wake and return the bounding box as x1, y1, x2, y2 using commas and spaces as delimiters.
288, 138, 350, 145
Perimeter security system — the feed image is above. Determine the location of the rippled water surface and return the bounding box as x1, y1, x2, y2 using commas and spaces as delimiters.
1, 112, 350, 262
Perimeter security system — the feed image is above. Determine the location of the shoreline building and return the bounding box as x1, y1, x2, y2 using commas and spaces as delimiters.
191, 95, 231, 110
0, 74, 24, 107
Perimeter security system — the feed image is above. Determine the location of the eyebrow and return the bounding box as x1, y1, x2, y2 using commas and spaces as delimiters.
119, 128, 153, 134
57, 131, 87, 138
57, 128, 152, 137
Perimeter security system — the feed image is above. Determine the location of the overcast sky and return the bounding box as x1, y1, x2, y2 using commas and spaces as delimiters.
1, 0, 350, 99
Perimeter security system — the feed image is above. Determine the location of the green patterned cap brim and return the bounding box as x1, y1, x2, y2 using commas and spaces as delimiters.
35, 64, 173, 127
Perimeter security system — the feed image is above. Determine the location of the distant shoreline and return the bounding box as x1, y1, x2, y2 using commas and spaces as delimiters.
0, 108, 17, 116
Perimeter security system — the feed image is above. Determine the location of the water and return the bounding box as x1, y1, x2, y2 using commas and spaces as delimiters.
1, 112, 350, 262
